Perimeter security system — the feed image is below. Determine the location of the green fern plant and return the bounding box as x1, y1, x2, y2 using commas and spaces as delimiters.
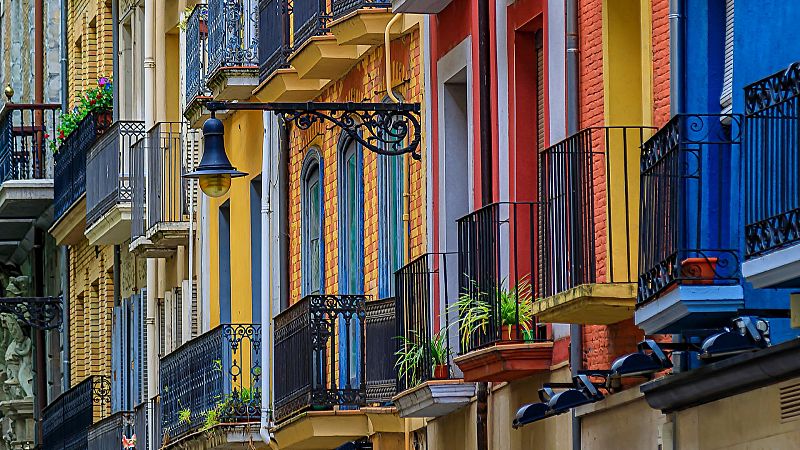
451, 276, 535, 345
395, 332, 425, 387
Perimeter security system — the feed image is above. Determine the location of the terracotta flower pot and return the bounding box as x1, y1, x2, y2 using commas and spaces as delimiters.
433, 364, 449, 379
680, 257, 718, 285
501, 325, 520, 341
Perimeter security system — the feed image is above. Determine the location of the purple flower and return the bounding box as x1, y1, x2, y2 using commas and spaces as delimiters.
98, 77, 110, 87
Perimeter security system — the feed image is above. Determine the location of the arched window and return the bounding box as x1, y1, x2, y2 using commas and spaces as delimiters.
301, 149, 324, 295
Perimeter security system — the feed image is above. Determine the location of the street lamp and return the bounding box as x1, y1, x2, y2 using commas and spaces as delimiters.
183, 114, 247, 197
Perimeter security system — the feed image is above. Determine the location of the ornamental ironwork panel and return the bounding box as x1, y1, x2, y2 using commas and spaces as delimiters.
365, 297, 397, 403
159, 324, 261, 442
0, 296, 62, 329
258, 0, 290, 81
146, 122, 199, 230
637, 114, 742, 304
292, 0, 329, 51
42, 376, 111, 450
130, 136, 147, 239
331, 0, 391, 20
0, 103, 59, 183
186, 4, 210, 103
539, 126, 655, 297
744, 63, 800, 258
208, 0, 259, 76
273, 294, 366, 423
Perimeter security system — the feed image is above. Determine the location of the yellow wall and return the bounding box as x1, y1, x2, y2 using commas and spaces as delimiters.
68, 0, 114, 108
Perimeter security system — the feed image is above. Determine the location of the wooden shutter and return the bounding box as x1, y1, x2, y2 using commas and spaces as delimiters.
112, 304, 123, 412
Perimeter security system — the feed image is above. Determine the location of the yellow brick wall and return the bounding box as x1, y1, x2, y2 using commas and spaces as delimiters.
287, 29, 427, 304
67, 0, 113, 108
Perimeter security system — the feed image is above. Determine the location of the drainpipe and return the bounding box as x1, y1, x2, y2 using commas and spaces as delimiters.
60, 247, 69, 392
112, 0, 119, 121
566, 0, 582, 449
669, 0, 684, 115
385, 14, 402, 104
60, 0, 67, 111
144, 0, 157, 448
259, 112, 273, 444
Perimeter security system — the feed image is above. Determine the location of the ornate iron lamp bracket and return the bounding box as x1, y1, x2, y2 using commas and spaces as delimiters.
0, 296, 62, 330
205, 101, 423, 160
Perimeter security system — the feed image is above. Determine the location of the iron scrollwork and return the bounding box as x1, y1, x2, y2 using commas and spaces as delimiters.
92, 375, 112, 405
0, 296, 62, 330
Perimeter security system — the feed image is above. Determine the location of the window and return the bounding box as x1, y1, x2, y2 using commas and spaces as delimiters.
720, 0, 734, 114
377, 154, 404, 298
302, 150, 324, 295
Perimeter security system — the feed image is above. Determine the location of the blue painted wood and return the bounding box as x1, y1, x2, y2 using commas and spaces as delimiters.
219, 202, 232, 324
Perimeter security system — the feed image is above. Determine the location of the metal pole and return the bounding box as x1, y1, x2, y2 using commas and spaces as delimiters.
33, 229, 47, 446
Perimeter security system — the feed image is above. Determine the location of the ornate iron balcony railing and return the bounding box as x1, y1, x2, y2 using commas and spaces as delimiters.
293, 0, 329, 51
638, 114, 742, 304
54, 110, 112, 221
87, 410, 134, 450
456, 202, 549, 354
42, 375, 112, 450
395, 252, 460, 392
208, 0, 259, 77
186, 4, 210, 104
365, 296, 397, 404
85, 120, 145, 227
331, 0, 391, 21
539, 126, 655, 297
0, 103, 60, 183
744, 63, 800, 258
130, 136, 146, 240
134, 398, 161, 450
159, 324, 262, 441
147, 122, 200, 231
258, 0, 290, 81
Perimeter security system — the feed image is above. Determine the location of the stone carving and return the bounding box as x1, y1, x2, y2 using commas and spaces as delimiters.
1, 315, 32, 400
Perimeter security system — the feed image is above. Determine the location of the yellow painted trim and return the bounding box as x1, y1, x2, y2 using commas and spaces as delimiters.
532, 283, 637, 325
252, 68, 330, 102
49, 196, 87, 246
289, 35, 370, 81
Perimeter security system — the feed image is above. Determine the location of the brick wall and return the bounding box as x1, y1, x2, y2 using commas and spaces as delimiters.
651, 0, 671, 126
578, 0, 604, 129
67, 0, 114, 109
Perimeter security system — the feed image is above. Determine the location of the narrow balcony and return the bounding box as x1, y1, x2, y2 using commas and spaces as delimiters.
272, 294, 401, 450
453, 202, 552, 382
742, 64, 800, 288
87, 410, 134, 450
390, 0, 452, 14
0, 103, 59, 260
206, 0, 260, 100
52, 110, 112, 245
391, 253, 476, 418
328, 1, 404, 47
532, 126, 655, 325
184, 4, 212, 127
42, 376, 112, 449
159, 324, 262, 447
635, 114, 743, 334
84, 120, 145, 246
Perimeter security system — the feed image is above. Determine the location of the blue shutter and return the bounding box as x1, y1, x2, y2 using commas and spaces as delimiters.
112, 304, 122, 412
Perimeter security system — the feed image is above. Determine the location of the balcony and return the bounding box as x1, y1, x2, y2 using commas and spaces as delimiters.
42, 376, 112, 450
159, 324, 262, 447
328, 1, 406, 47
84, 120, 145, 245
742, 65, 800, 288
184, 4, 212, 127
391, 253, 476, 418
0, 103, 59, 260
453, 202, 552, 382
634, 114, 743, 334
87, 411, 134, 450
272, 294, 401, 450
206, 0, 260, 100
532, 126, 655, 325
390, 0, 452, 14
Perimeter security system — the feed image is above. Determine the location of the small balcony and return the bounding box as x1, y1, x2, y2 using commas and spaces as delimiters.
206, 0, 260, 100
87, 410, 134, 450
453, 202, 552, 382
328, 1, 404, 47
742, 64, 800, 288
184, 4, 212, 127
272, 294, 401, 449
390, 0, 452, 14
391, 253, 476, 418
0, 103, 59, 260
532, 126, 655, 325
84, 120, 145, 245
159, 324, 262, 447
42, 376, 112, 450
635, 114, 743, 334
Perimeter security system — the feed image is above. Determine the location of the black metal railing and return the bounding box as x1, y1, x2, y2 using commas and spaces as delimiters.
365, 297, 397, 404
0, 103, 60, 183
331, 0, 391, 20
293, 0, 329, 51
208, 0, 259, 77
638, 114, 742, 304
186, 4, 209, 103
744, 63, 800, 258
395, 253, 459, 393
457, 202, 548, 354
54, 111, 112, 221
133, 398, 161, 450
159, 324, 262, 441
147, 122, 200, 231
539, 126, 655, 297
274, 294, 366, 423
42, 375, 112, 450
87, 411, 134, 450
86, 120, 145, 226
131, 136, 146, 240
259, 0, 290, 81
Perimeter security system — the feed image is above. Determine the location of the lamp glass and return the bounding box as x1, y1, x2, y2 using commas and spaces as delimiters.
199, 173, 232, 197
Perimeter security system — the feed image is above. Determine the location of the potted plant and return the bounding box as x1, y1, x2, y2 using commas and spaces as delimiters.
680, 256, 719, 285
430, 329, 451, 379
51, 76, 113, 152
395, 331, 425, 387
453, 277, 535, 346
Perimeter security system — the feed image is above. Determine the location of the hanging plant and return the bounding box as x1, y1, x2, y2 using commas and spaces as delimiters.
51, 76, 113, 153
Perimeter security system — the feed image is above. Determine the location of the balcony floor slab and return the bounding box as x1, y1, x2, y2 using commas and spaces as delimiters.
289, 36, 370, 81
253, 68, 330, 103
391, 0, 453, 13
207, 67, 260, 101
634, 285, 745, 335
742, 244, 800, 289
84, 203, 131, 246
0, 179, 53, 220
391, 379, 475, 418
146, 221, 190, 249
328, 9, 420, 46
48, 196, 86, 246
271, 409, 379, 450
454, 342, 553, 382
533, 283, 637, 325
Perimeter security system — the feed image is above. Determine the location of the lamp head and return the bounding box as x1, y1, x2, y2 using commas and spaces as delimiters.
183, 115, 247, 197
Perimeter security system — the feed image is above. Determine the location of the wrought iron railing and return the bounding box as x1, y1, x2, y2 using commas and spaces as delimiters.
365, 297, 397, 404
134, 398, 161, 450
131, 136, 146, 240
147, 122, 200, 231
186, 4, 209, 103
86, 120, 145, 226
54, 110, 112, 221
456, 202, 549, 354
331, 0, 391, 20
744, 64, 800, 258
259, 0, 290, 81
87, 410, 134, 450
159, 324, 262, 441
208, 0, 259, 77
539, 126, 655, 297
395, 253, 459, 393
0, 103, 60, 183
42, 375, 112, 450
293, 0, 329, 51
638, 114, 742, 304
274, 294, 366, 423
